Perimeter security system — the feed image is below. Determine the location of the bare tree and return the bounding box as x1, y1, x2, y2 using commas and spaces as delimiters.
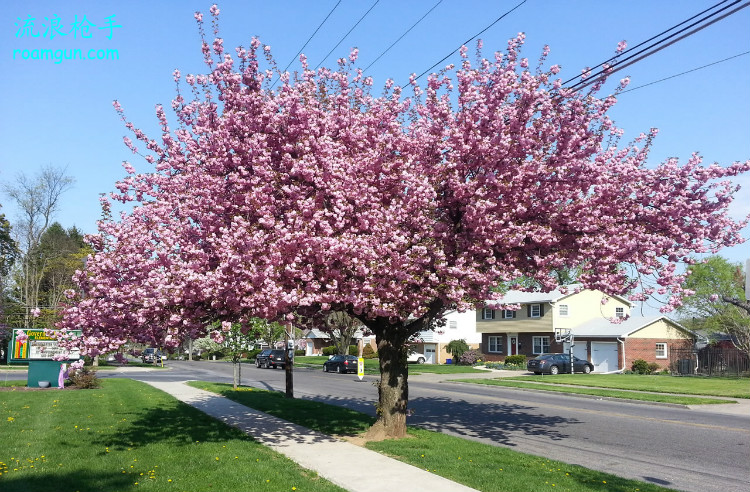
3, 166, 74, 327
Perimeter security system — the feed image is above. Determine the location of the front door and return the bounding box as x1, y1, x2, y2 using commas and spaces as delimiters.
509, 335, 518, 355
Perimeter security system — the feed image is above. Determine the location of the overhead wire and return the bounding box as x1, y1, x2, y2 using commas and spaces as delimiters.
618, 51, 749, 95
564, 0, 750, 93
363, 0, 444, 73
408, 0, 528, 85
314, 0, 381, 70
279, 0, 342, 76
560, 0, 739, 88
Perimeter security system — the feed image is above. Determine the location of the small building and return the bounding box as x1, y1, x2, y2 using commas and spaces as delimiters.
410, 309, 480, 364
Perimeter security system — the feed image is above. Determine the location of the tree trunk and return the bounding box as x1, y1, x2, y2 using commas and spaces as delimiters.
365, 334, 409, 440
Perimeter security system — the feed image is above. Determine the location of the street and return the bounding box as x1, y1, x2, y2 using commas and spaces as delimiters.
28, 360, 750, 492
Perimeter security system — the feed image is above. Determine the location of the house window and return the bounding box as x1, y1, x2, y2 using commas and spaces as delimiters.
529, 303, 541, 318
482, 308, 495, 320
488, 336, 502, 353
502, 310, 516, 319
533, 336, 550, 354
655, 343, 667, 359
615, 307, 625, 318
559, 304, 569, 317
449, 320, 457, 330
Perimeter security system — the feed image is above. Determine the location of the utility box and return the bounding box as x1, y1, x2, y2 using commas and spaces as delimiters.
28, 360, 63, 388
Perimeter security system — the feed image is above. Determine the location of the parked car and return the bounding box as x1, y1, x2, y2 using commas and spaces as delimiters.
407, 351, 426, 364
323, 355, 359, 374
256, 349, 287, 369
141, 348, 163, 364
527, 353, 594, 375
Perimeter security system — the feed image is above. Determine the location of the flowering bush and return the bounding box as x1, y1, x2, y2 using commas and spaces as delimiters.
459, 349, 480, 365
68, 361, 100, 389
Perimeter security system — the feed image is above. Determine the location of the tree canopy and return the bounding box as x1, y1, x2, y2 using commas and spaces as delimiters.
59, 6, 749, 438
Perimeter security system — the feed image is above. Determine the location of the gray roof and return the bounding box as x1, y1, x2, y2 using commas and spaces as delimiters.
486, 285, 633, 307
573, 315, 695, 338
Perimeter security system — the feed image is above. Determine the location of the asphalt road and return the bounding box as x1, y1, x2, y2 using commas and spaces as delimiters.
14, 360, 750, 492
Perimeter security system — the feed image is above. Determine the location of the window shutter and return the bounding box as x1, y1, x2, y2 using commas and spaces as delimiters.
540, 304, 545, 316
491, 309, 496, 319
512, 310, 516, 318
527, 305, 531, 317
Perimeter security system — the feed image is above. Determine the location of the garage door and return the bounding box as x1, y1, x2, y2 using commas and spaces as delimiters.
564, 342, 588, 361
591, 342, 619, 373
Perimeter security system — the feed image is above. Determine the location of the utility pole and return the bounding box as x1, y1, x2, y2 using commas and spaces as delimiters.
284, 326, 294, 398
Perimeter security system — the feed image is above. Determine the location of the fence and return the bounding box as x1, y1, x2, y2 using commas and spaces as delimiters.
670, 346, 750, 378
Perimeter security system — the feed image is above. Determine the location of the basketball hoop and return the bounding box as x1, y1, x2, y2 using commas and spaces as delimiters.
554, 328, 572, 343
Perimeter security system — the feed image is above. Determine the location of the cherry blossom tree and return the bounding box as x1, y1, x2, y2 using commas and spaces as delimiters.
60, 6, 749, 439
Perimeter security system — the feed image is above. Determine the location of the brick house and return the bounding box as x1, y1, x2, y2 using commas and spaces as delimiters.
476, 287, 699, 372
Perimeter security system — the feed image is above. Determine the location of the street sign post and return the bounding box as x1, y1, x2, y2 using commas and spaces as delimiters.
357, 357, 364, 381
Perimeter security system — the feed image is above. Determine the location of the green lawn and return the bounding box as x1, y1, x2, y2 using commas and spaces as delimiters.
0, 379, 343, 492
500, 374, 750, 398
452, 379, 737, 405
193, 382, 676, 492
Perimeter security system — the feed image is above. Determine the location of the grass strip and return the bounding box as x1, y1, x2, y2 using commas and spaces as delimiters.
189, 381, 375, 435
0, 378, 344, 492
452, 379, 737, 404
193, 382, 677, 492
368, 427, 675, 492
501, 374, 750, 398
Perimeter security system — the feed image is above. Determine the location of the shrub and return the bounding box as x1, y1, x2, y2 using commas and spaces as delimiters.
322, 346, 338, 356
504, 354, 527, 366
68, 367, 100, 389
648, 362, 660, 373
348, 345, 359, 356
459, 349, 480, 365
294, 349, 305, 356
362, 345, 376, 359
246, 349, 261, 361
631, 359, 650, 374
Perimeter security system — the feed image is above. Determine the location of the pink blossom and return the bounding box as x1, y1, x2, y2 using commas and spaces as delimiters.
31, 307, 41, 318
15, 330, 28, 344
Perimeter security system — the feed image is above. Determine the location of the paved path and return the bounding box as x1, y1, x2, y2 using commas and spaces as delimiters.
143, 380, 478, 492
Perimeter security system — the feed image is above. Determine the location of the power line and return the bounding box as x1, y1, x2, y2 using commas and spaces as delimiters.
561, 0, 739, 88
618, 51, 749, 94
363, 0, 444, 73
314, 0, 381, 71
565, 0, 750, 93
282, 0, 342, 74
408, 0, 528, 85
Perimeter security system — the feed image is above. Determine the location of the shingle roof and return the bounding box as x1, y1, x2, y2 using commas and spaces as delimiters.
573, 315, 693, 338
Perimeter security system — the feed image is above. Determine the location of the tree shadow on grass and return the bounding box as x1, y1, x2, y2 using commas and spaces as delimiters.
89, 391, 257, 451
0, 470, 137, 492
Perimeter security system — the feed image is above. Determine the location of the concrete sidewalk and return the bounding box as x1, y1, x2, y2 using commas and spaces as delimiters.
143, 380, 478, 492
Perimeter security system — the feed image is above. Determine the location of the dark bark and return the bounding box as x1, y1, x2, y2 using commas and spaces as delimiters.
358, 299, 445, 439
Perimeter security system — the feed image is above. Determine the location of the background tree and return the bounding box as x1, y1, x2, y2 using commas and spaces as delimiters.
446, 339, 470, 364
309, 311, 363, 356
60, 7, 750, 440
209, 321, 258, 389
2, 166, 74, 327
677, 256, 749, 354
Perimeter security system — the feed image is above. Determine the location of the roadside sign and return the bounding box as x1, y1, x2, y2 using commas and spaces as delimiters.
9, 329, 82, 364
357, 357, 364, 380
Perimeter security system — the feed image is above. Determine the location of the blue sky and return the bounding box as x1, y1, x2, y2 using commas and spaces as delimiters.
2, 0, 748, 273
